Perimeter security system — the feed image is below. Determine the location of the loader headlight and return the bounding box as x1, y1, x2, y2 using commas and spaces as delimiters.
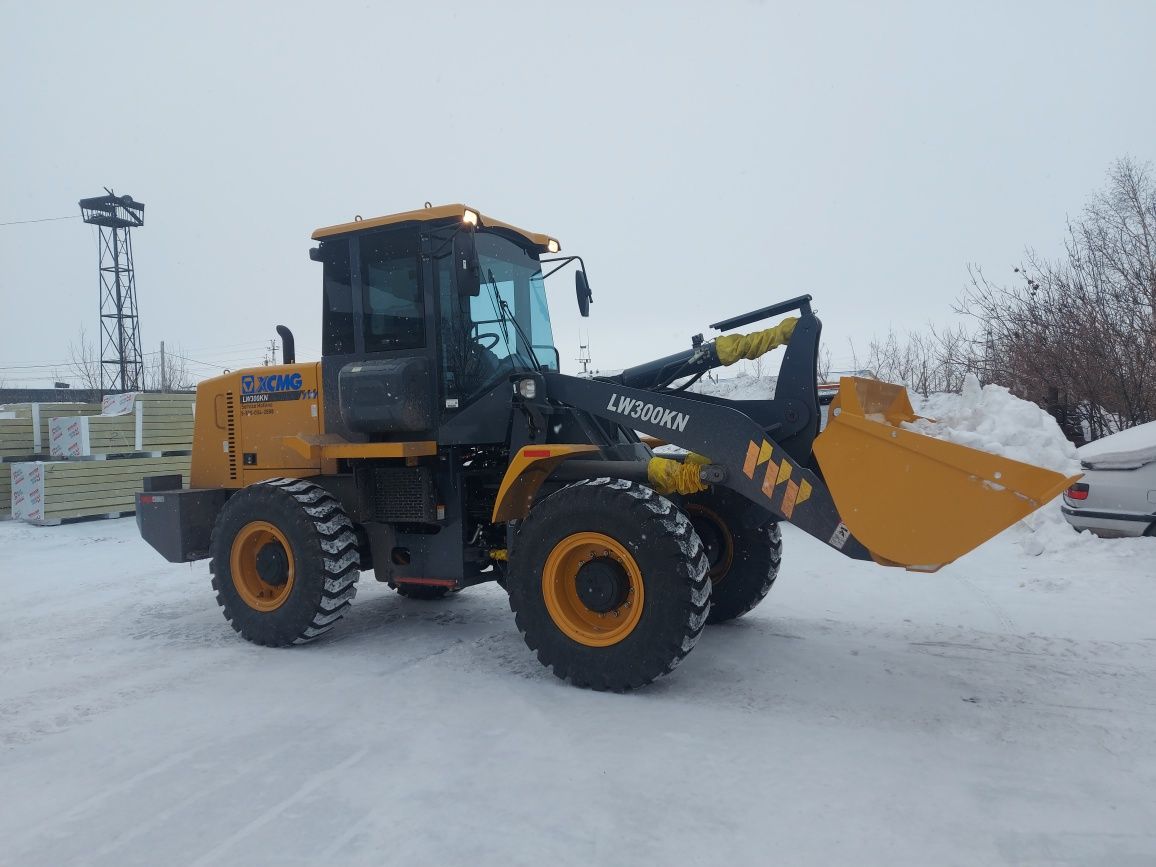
515, 378, 537, 399
545, 238, 560, 253
462, 208, 480, 227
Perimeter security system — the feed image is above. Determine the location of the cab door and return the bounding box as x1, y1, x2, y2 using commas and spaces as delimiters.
319, 226, 437, 440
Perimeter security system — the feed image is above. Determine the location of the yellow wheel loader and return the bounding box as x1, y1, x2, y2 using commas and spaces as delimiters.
136, 204, 1078, 690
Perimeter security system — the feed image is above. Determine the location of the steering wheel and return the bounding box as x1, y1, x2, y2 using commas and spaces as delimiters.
475, 332, 502, 350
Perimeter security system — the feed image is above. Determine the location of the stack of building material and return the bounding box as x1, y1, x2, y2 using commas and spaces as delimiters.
10, 454, 192, 525
5, 393, 195, 524
49, 393, 195, 458
0, 403, 100, 458
1, 403, 101, 519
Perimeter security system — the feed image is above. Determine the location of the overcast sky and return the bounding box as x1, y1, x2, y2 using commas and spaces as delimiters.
2, 1, 1154, 386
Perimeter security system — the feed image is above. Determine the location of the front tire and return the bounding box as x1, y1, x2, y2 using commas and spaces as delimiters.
684, 488, 782, 624
508, 478, 711, 690
209, 479, 360, 646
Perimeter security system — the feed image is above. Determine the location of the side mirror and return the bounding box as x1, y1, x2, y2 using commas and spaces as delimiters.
576, 270, 592, 317
455, 230, 481, 297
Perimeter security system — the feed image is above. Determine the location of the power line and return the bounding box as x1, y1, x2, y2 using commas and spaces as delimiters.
0, 361, 69, 371
0, 214, 81, 227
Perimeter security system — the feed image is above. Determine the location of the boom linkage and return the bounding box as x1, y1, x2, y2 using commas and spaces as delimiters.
540, 372, 873, 561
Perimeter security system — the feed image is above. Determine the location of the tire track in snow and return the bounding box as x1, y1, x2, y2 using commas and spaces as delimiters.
0, 651, 237, 746
314, 809, 375, 863
185, 748, 370, 867
74, 741, 298, 867
15, 745, 203, 847
953, 572, 1018, 632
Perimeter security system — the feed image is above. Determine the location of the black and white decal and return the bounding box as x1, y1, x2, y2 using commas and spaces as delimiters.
605, 393, 691, 432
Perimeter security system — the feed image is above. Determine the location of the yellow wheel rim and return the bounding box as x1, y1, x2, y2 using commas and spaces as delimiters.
686, 504, 734, 584
230, 521, 295, 612
542, 532, 644, 647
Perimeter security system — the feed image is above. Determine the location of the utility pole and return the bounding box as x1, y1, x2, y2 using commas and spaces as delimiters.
159, 341, 167, 392
264, 339, 279, 366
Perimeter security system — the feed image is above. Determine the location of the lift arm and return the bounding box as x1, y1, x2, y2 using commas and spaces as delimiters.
539, 371, 874, 561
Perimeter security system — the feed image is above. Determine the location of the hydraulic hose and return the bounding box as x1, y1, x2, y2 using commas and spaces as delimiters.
612, 318, 798, 389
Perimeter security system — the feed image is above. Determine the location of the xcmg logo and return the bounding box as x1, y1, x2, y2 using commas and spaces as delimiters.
241, 372, 303, 394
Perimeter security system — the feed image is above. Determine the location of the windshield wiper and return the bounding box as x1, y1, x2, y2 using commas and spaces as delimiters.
480, 268, 511, 343
487, 267, 541, 372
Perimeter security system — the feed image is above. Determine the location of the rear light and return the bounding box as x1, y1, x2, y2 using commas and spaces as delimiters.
1066, 483, 1089, 501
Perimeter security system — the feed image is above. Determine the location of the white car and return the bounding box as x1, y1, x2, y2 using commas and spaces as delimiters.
1062, 421, 1156, 538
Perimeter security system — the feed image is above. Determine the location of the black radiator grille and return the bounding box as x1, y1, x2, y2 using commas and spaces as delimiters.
368, 467, 437, 522
226, 392, 237, 480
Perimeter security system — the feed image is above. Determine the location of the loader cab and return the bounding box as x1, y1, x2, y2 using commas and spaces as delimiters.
311, 205, 561, 445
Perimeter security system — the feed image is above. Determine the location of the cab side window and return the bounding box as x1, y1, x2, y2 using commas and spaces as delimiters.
361, 231, 424, 352
321, 240, 355, 356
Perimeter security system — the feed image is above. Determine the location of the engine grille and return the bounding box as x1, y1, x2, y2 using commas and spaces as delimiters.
367, 467, 437, 522
226, 392, 237, 480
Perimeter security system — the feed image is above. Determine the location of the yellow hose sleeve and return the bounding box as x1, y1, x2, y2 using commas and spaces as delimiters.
647, 455, 710, 496
714, 317, 798, 366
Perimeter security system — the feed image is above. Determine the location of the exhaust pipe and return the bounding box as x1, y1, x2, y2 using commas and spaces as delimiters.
275, 325, 295, 365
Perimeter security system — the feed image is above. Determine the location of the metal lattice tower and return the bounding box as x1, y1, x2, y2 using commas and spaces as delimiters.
79, 190, 145, 391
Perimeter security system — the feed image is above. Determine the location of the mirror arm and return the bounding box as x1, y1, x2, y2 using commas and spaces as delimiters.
541, 255, 588, 281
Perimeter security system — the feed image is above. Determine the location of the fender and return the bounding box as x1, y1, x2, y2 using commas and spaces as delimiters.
491, 444, 600, 522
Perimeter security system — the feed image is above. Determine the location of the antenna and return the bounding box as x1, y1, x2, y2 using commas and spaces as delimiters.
575, 329, 592, 375
79, 190, 145, 391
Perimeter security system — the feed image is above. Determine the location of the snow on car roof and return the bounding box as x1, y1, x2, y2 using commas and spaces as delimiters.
1078, 420, 1156, 469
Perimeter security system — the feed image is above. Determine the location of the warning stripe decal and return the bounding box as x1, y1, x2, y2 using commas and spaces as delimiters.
757, 440, 774, 466
744, 439, 813, 517
797, 479, 812, 505
761, 459, 779, 497
743, 441, 759, 479
782, 479, 800, 519
776, 460, 793, 486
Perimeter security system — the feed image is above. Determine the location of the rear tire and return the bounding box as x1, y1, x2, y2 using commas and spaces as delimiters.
507, 478, 711, 690
209, 478, 360, 646
684, 488, 782, 624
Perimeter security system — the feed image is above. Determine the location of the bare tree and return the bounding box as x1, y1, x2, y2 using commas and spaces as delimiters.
960, 157, 1156, 438
142, 345, 195, 392
864, 323, 981, 395
67, 324, 102, 391
818, 344, 833, 382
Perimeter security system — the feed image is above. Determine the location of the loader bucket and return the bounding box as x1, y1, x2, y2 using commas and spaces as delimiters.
813, 377, 1080, 571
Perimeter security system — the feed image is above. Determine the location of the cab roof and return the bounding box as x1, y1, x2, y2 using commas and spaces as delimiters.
311, 203, 560, 252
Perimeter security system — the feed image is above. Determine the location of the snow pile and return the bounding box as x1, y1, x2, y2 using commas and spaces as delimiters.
900, 375, 1086, 556
1014, 500, 1097, 557
905, 374, 1080, 476
691, 371, 777, 401
1078, 420, 1156, 469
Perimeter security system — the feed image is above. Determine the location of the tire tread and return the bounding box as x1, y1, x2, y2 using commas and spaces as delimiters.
209, 478, 360, 646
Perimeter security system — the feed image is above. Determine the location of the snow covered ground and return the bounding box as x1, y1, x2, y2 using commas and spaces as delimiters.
1, 511, 1154, 866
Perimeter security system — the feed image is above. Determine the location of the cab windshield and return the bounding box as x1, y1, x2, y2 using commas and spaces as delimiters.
473, 233, 556, 371
440, 231, 558, 403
